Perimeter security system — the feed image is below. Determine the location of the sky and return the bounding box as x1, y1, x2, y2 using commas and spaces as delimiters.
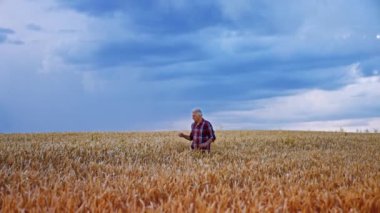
1, 0, 380, 133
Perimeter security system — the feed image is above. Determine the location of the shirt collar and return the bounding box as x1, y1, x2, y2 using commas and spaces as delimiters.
196, 118, 204, 126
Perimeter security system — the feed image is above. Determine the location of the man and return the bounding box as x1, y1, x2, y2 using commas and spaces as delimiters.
178, 108, 216, 152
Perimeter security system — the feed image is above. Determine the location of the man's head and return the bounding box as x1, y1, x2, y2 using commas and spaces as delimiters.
192, 108, 203, 123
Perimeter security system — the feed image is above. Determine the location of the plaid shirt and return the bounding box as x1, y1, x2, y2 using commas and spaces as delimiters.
190, 118, 216, 151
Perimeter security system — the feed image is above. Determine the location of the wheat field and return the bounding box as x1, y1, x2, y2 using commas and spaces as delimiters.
0, 131, 379, 212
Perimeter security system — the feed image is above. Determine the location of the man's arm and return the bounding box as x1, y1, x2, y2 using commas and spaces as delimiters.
178, 123, 195, 147
207, 121, 216, 143
178, 132, 192, 141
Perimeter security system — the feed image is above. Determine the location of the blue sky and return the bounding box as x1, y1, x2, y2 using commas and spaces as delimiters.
1, 0, 380, 133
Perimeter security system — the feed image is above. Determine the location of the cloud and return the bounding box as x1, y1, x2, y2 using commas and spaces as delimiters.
53, 0, 380, 85
279, 117, 380, 132
26, 23, 43, 31
59, 37, 209, 69
1, 0, 380, 132
205, 66, 380, 131
0, 27, 14, 34
81, 71, 108, 93
56, 1, 230, 34
0, 27, 15, 43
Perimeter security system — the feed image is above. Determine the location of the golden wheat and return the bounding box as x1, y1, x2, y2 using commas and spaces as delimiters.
0, 131, 379, 212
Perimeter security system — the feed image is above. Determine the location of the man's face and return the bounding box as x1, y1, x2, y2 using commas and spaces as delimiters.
192, 112, 202, 123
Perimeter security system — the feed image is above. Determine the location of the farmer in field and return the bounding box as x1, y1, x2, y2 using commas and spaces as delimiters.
178, 108, 216, 152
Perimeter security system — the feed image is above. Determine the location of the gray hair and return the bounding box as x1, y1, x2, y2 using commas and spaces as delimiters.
192, 108, 203, 116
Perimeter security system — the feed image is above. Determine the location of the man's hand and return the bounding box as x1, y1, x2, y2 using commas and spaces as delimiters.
198, 141, 210, 148
198, 138, 213, 148
178, 132, 192, 141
